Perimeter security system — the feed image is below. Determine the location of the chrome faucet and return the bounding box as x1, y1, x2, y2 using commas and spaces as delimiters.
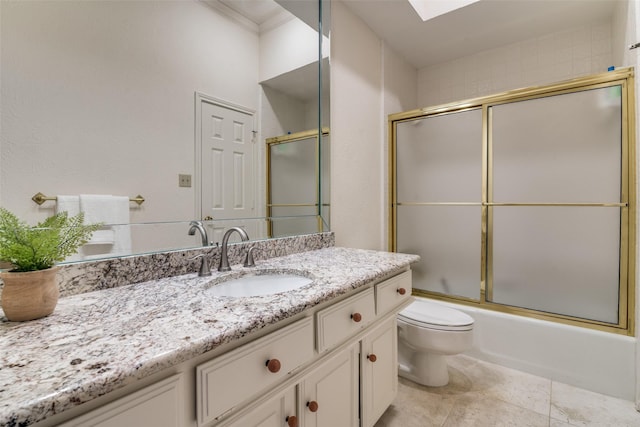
188, 221, 209, 247
188, 221, 211, 276
218, 227, 249, 272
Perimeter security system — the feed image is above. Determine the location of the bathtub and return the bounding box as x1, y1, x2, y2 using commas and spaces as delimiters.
416, 297, 637, 400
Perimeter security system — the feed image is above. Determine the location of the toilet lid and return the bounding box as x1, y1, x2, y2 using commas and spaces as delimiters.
398, 299, 474, 331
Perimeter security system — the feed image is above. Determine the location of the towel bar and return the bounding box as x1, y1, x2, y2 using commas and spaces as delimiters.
31, 192, 145, 206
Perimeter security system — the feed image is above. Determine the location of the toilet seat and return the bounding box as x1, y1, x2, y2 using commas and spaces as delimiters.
399, 299, 474, 331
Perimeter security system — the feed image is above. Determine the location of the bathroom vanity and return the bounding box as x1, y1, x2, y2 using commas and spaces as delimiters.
0, 246, 419, 427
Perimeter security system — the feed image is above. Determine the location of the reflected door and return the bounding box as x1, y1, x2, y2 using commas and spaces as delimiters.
200, 99, 257, 243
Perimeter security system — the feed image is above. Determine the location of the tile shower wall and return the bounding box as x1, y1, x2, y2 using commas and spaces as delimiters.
417, 21, 613, 107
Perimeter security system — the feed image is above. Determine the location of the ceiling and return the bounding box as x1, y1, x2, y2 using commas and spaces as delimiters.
202, 0, 618, 98
341, 0, 619, 69
210, 0, 320, 32
217, 0, 286, 25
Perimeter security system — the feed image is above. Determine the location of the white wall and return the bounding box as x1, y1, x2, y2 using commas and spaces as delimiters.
383, 45, 418, 116
417, 19, 614, 107
330, 0, 383, 250
261, 86, 316, 139
259, 16, 319, 82
0, 0, 259, 226
330, 1, 417, 250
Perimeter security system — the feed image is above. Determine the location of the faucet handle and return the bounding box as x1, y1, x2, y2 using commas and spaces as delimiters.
189, 254, 212, 277
244, 246, 256, 268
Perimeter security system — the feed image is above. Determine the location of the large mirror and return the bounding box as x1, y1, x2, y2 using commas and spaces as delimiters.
0, 0, 330, 261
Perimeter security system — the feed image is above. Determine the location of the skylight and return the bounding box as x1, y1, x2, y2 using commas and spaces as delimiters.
407, 0, 481, 21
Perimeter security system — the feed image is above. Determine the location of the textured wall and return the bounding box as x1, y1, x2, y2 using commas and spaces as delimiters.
417, 20, 614, 108
330, 0, 384, 250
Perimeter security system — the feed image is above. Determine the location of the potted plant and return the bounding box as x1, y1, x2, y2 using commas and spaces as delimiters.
0, 208, 101, 321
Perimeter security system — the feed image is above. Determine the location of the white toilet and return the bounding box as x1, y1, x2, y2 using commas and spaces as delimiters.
397, 298, 474, 387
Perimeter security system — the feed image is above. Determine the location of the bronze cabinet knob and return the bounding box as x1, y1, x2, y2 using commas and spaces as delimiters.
266, 359, 281, 373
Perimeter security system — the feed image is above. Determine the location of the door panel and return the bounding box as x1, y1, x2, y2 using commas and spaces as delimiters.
200, 100, 258, 241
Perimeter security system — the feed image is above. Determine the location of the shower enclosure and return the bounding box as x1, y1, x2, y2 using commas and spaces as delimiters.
389, 68, 636, 335
266, 128, 330, 237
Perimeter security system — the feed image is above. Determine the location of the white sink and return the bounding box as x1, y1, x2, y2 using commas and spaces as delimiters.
205, 271, 313, 297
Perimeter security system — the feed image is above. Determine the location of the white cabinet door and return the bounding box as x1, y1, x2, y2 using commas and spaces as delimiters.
300, 343, 359, 427
221, 385, 297, 427
360, 316, 398, 427
60, 375, 183, 427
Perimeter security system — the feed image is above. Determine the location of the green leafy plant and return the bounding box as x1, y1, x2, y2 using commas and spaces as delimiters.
0, 208, 102, 272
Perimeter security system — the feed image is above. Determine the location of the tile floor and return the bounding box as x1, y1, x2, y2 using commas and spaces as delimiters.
375, 354, 640, 427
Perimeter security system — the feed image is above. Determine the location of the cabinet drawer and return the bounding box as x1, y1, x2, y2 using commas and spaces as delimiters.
60, 374, 183, 427
197, 317, 314, 426
376, 270, 412, 316
316, 288, 375, 353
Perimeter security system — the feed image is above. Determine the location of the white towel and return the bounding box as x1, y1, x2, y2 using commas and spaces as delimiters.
79, 195, 132, 258
55, 195, 80, 216
84, 229, 116, 245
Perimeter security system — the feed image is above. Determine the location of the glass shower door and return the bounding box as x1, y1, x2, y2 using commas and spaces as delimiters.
488, 87, 624, 323
395, 109, 483, 300
390, 69, 634, 334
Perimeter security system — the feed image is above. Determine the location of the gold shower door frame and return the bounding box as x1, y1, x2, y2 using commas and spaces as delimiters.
388, 68, 636, 336
266, 128, 329, 237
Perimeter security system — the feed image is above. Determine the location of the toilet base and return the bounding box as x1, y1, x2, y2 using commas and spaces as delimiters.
398, 353, 450, 387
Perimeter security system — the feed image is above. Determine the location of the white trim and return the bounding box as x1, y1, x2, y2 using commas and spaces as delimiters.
199, 0, 294, 34
260, 10, 297, 33
199, 0, 259, 33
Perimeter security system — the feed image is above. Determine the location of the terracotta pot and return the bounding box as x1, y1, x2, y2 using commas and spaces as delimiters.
0, 266, 60, 321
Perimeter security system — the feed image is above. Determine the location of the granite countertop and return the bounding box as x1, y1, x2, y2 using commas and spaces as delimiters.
0, 247, 419, 426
